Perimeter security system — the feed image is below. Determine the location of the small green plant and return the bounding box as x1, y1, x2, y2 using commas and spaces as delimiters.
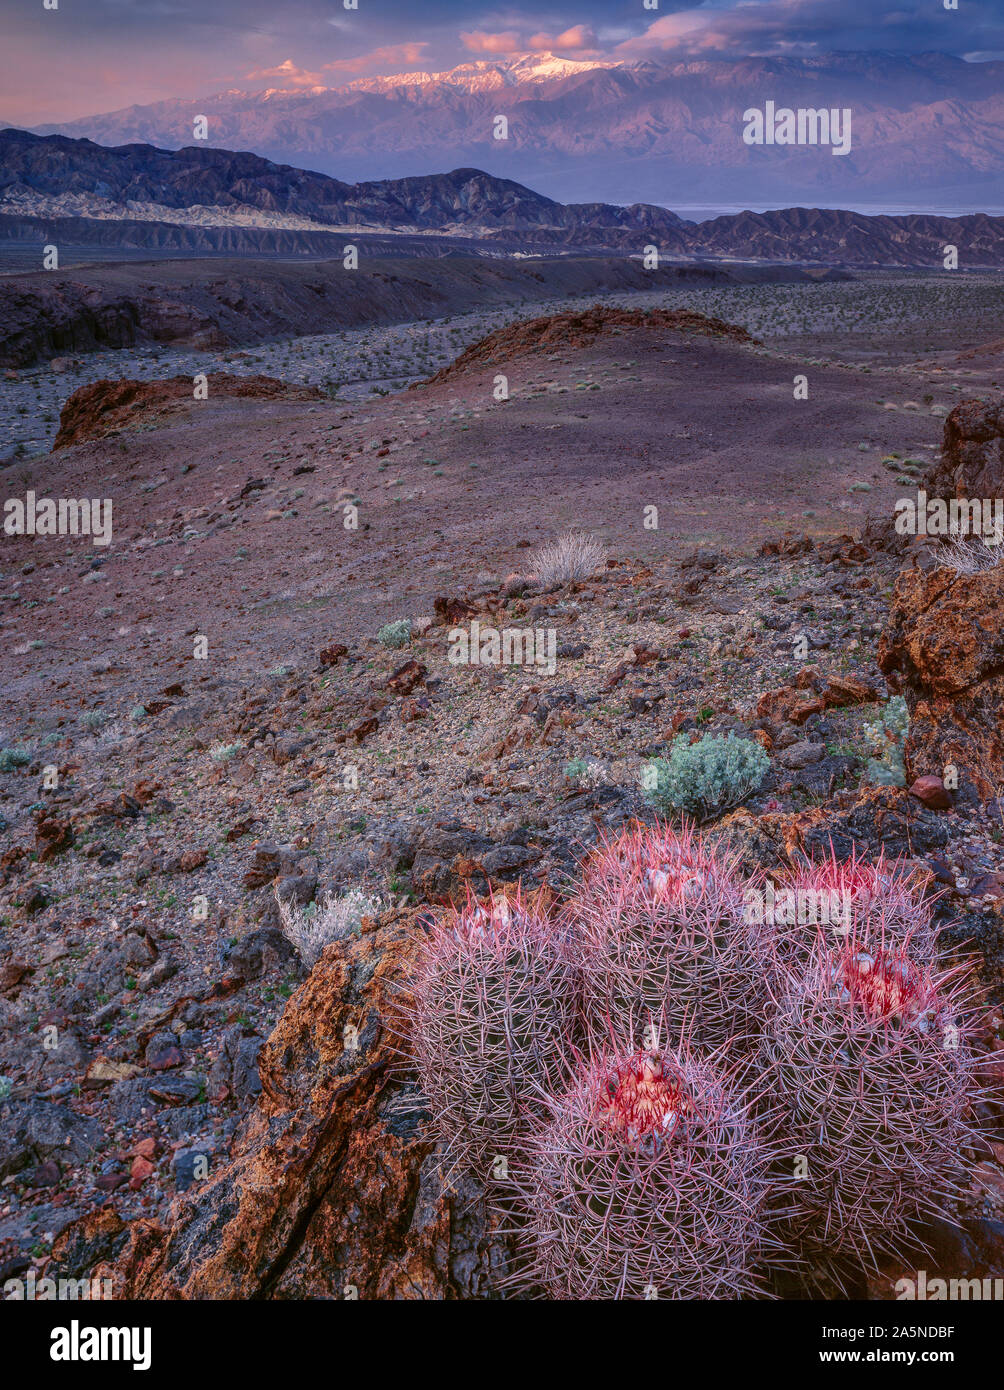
209, 742, 243, 763
644, 732, 769, 819
862, 696, 908, 786
377, 618, 412, 649
0, 1075, 12, 1102
0, 746, 31, 771
564, 757, 607, 789
129, 705, 146, 722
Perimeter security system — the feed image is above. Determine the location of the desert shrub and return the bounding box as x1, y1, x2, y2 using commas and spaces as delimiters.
209, 742, 243, 763
529, 531, 605, 587
564, 756, 607, 788
277, 889, 383, 969
643, 732, 769, 819
862, 696, 908, 786
939, 534, 1004, 574
377, 618, 412, 649
0, 746, 31, 771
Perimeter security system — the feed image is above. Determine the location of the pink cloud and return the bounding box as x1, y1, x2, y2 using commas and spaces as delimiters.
324, 42, 429, 75
460, 30, 523, 55
244, 58, 323, 87
463, 25, 598, 57
528, 25, 599, 53
613, 2, 855, 59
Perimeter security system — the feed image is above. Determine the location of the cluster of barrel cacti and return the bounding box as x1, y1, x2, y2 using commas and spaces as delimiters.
406, 824, 986, 1300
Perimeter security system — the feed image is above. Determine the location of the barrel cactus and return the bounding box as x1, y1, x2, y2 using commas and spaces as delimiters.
511, 1042, 771, 1299
766, 848, 941, 972
760, 927, 981, 1281
408, 891, 575, 1180
567, 823, 772, 1054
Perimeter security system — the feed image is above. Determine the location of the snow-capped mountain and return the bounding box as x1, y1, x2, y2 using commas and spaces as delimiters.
342, 54, 629, 95
29, 51, 1004, 211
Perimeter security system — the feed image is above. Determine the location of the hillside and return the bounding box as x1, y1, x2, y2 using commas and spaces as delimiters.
1, 310, 1002, 1302
0, 257, 770, 368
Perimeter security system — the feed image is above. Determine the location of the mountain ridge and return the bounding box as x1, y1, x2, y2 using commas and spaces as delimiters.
27, 51, 1004, 207
2, 130, 1004, 268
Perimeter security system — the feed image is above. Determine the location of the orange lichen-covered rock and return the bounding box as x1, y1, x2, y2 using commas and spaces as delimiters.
109, 906, 510, 1300
878, 566, 1004, 805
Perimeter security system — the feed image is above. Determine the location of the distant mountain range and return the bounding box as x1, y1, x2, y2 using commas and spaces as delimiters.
0, 128, 686, 236
2, 130, 1004, 268
25, 51, 1004, 210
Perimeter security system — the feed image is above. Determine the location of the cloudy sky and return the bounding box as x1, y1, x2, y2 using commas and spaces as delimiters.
4, 0, 1001, 123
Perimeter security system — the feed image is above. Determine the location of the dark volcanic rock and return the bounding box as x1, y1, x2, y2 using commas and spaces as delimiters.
0, 1099, 102, 1177
721, 785, 951, 873
107, 906, 509, 1299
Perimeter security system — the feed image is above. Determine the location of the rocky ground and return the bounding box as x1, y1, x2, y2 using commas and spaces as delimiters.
0, 296, 1002, 1300
2, 270, 1000, 462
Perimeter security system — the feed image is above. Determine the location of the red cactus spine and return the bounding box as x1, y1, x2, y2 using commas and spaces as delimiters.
567, 822, 772, 1053
511, 1041, 772, 1299
769, 847, 940, 971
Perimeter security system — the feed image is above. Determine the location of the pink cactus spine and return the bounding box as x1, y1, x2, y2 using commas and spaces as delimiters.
770, 846, 941, 970
760, 923, 982, 1281
566, 822, 772, 1053
511, 1041, 772, 1300
408, 890, 576, 1180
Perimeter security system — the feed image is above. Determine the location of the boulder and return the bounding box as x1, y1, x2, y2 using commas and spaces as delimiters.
925, 398, 1004, 501
108, 906, 510, 1299
878, 566, 1004, 805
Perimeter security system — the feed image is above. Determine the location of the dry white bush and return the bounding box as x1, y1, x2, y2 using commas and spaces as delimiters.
277, 889, 383, 969
529, 531, 606, 587
940, 533, 1004, 574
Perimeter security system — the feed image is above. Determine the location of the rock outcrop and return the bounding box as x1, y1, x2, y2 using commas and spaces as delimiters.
721, 784, 951, 871
878, 566, 1004, 805
53, 374, 325, 450
425, 305, 758, 384
98, 906, 509, 1300
925, 398, 1004, 501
